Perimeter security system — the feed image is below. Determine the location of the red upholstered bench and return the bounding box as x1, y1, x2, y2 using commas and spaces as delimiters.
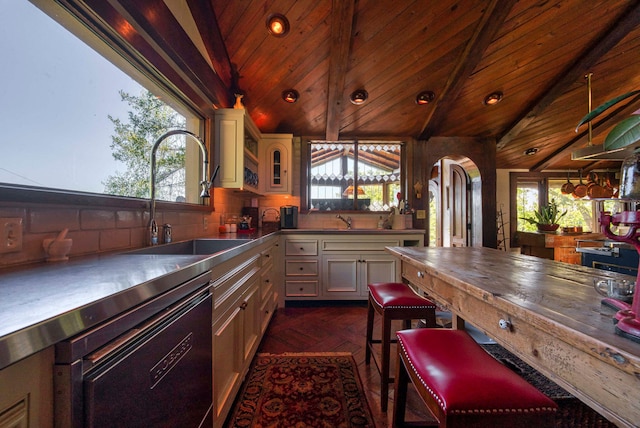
366, 282, 437, 411
393, 329, 558, 428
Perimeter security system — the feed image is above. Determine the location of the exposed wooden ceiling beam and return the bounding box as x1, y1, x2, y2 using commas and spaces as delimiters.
325, 0, 356, 141
418, 0, 516, 140
497, 1, 640, 151
106, 0, 231, 110
186, 0, 234, 97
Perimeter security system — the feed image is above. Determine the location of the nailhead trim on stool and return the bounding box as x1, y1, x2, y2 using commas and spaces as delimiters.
393, 329, 558, 428
365, 282, 437, 412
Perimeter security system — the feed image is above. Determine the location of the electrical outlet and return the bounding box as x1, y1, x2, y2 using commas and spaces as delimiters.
416, 210, 426, 220
203, 217, 209, 231
0, 218, 23, 253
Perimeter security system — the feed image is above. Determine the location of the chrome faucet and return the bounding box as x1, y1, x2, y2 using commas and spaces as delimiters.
336, 214, 352, 229
150, 130, 215, 245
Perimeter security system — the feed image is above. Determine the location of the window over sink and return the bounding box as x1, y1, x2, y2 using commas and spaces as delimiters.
306, 140, 404, 212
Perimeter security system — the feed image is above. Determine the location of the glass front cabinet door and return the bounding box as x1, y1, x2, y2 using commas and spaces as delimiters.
260, 133, 293, 194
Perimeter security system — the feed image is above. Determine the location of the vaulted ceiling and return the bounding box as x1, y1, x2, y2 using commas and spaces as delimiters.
78, 0, 640, 172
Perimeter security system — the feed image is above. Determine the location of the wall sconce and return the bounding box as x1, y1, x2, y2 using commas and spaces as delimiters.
415, 91, 435, 105
414, 181, 424, 199
483, 91, 503, 105
350, 89, 368, 105
266, 14, 290, 37
282, 89, 299, 103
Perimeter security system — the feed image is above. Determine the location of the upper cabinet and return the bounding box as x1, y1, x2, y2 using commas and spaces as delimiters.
214, 109, 261, 193
260, 133, 292, 195
214, 109, 292, 195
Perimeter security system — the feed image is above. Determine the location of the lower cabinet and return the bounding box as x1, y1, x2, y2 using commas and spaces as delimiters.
283, 232, 424, 302
211, 237, 279, 428
284, 238, 320, 300
0, 347, 54, 428
322, 253, 398, 298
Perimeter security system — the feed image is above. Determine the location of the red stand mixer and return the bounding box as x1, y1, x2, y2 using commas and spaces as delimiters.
600, 211, 640, 342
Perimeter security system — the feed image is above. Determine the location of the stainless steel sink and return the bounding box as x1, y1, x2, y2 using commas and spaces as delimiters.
127, 239, 251, 255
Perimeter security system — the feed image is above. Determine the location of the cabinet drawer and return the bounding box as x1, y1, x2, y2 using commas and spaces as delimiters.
260, 264, 274, 301
285, 280, 319, 296
260, 246, 275, 267
285, 240, 318, 256
322, 240, 400, 251
285, 260, 319, 276
402, 262, 429, 290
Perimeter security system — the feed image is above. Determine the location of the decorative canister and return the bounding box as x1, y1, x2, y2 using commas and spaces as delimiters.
619, 148, 640, 199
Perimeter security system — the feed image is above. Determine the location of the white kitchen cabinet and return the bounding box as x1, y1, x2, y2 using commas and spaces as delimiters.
0, 347, 54, 428
211, 236, 279, 428
322, 253, 398, 298
281, 232, 424, 302
214, 108, 261, 193
284, 238, 320, 300
259, 245, 278, 333
260, 133, 292, 194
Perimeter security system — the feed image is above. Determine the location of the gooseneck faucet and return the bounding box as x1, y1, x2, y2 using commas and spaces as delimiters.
150, 130, 212, 245
336, 214, 352, 229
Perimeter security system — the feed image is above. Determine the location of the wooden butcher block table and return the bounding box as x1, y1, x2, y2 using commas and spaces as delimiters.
386, 246, 640, 428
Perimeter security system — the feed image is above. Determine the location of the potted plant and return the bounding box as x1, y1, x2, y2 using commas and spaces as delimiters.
520, 200, 567, 232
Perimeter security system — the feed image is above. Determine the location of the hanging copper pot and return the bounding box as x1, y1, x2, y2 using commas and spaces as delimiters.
587, 172, 605, 198
561, 173, 575, 194
573, 170, 588, 198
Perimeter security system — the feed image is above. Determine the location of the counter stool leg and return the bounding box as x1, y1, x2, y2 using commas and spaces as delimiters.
381, 313, 393, 411
392, 353, 409, 428
365, 297, 375, 364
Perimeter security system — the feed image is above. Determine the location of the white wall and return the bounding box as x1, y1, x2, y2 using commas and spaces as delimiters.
496, 169, 526, 251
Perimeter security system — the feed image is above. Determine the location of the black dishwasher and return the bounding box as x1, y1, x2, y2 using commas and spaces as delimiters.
55, 272, 212, 428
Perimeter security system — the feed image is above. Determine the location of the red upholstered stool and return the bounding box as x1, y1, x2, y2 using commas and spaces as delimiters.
366, 282, 437, 412
393, 329, 558, 428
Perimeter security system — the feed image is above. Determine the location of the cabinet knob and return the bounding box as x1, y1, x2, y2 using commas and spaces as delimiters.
265, 279, 270, 283
417, 271, 425, 278
299, 267, 304, 271
240, 302, 248, 310
498, 319, 511, 330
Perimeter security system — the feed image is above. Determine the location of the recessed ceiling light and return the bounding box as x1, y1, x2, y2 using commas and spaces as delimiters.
524, 147, 539, 156
350, 89, 368, 105
483, 91, 503, 106
282, 89, 299, 103
266, 14, 290, 37
416, 91, 435, 105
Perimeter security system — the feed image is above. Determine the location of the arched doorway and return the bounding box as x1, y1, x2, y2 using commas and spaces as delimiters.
427, 156, 482, 247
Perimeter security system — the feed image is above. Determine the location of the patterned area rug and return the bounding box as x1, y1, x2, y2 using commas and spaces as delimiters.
226, 352, 375, 427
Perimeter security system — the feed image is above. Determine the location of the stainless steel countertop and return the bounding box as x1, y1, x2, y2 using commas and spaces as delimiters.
0, 228, 423, 370
0, 232, 273, 370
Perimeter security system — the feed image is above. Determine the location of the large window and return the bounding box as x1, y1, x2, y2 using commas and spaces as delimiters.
513, 173, 626, 234
0, 0, 203, 203
308, 140, 403, 211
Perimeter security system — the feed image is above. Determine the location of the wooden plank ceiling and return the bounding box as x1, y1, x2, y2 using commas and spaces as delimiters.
94, 0, 640, 171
